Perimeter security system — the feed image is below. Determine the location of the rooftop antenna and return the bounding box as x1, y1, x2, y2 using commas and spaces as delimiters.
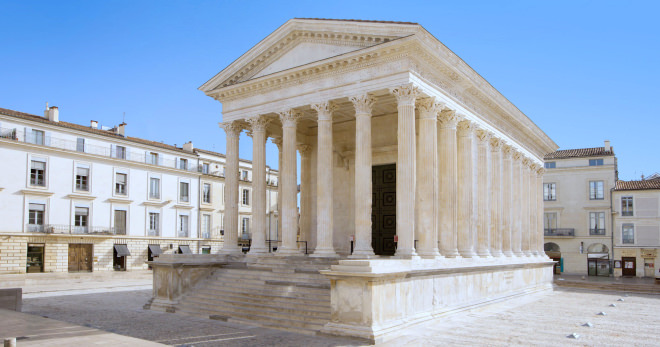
122, 112, 126, 124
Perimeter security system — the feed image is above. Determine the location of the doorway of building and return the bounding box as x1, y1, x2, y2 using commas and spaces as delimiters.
113, 244, 130, 271
371, 164, 396, 256
644, 260, 655, 277
68, 244, 93, 272
622, 257, 636, 277
544, 242, 562, 274
587, 243, 610, 277
26, 244, 45, 273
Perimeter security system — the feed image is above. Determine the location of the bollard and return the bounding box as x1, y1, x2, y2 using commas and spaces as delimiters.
4, 337, 16, 347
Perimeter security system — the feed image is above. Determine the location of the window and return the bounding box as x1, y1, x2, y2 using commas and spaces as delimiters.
148, 152, 158, 165
178, 158, 188, 170
180, 181, 189, 202
115, 173, 127, 195
28, 203, 45, 232
76, 138, 85, 152
32, 129, 45, 145
544, 212, 557, 232
114, 210, 127, 235
589, 158, 604, 166
622, 224, 634, 244
202, 163, 210, 174
149, 177, 160, 199
74, 207, 89, 232
589, 181, 604, 200
621, 196, 633, 216
543, 183, 556, 201
178, 215, 189, 237
589, 212, 606, 235
201, 214, 211, 239
30, 160, 46, 186
241, 217, 250, 237
202, 183, 211, 203
544, 161, 556, 169
241, 170, 249, 181
148, 212, 159, 236
76, 167, 89, 191
115, 145, 126, 159
242, 189, 250, 206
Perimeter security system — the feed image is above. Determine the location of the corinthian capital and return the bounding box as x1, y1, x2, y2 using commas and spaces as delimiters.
475, 129, 492, 143
311, 102, 337, 121
502, 144, 514, 157
278, 109, 301, 128
219, 121, 243, 138
512, 150, 523, 161
536, 167, 546, 176
246, 116, 270, 133
349, 94, 375, 115
390, 83, 420, 105
490, 137, 503, 151
270, 136, 282, 150
456, 119, 475, 136
437, 109, 462, 129
417, 97, 444, 119
297, 144, 312, 157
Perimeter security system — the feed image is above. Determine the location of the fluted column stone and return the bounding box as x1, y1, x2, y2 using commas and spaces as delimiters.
246, 116, 269, 255
489, 137, 504, 257
521, 158, 532, 256
298, 144, 312, 249
536, 167, 546, 257
220, 121, 242, 255
391, 84, 420, 258
457, 119, 476, 258
475, 129, 492, 257
311, 102, 338, 257
271, 136, 283, 248
349, 94, 376, 258
529, 163, 540, 257
276, 110, 302, 256
415, 98, 442, 258
438, 110, 462, 258
501, 145, 514, 256
511, 151, 524, 256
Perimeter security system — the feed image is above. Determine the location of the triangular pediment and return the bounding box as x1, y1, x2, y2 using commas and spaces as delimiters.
199, 19, 421, 93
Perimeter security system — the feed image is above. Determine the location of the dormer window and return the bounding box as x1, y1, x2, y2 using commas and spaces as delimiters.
589, 158, 604, 166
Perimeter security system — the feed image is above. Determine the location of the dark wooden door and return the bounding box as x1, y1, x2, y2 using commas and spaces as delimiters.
372, 164, 396, 256
68, 244, 93, 272
622, 257, 636, 277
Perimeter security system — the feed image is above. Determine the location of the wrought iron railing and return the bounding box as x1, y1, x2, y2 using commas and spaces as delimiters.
26, 224, 126, 235
589, 229, 606, 236
544, 228, 575, 237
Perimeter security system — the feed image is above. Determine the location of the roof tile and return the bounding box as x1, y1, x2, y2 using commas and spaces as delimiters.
544, 147, 614, 160
615, 178, 660, 191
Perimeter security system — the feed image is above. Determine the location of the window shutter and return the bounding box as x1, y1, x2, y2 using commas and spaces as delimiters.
24, 127, 31, 143
125, 148, 130, 161
158, 155, 163, 166
175, 158, 179, 169
110, 144, 116, 158
145, 151, 149, 164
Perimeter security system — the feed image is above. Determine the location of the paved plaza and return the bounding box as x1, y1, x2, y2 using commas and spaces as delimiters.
3, 285, 655, 346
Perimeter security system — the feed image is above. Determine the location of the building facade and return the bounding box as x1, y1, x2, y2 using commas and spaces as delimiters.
612, 177, 660, 278
0, 106, 278, 274
542, 141, 616, 276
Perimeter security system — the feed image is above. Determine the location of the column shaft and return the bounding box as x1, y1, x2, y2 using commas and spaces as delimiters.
220, 121, 242, 254
350, 94, 375, 257
271, 137, 283, 249
537, 168, 546, 256
489, 138, 503, 257
298, 144, 312, 248
457, 120, 476, 258
529, 164, 540, 257
311, 102, 337, 257
416, 98, 441, 258
501, 146, 513, 256
247, 117, 269, 255
276, 110, 301, 256
476, 130, 492, 257
521, 159, 531, 256
512, 152, 524, 256
438, 111, 461, 257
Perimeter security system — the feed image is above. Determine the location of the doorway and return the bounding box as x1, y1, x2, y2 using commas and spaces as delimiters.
622, 257, 636, 277
26, 244, 45, 273
371, 164, 396, 256
68, 244, 93, 272
113, 244, 130, 271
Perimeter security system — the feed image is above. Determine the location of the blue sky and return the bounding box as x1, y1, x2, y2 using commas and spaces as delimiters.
1, 1, 658, 180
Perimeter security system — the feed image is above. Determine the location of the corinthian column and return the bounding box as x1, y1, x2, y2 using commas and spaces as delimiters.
457, 119, 476, 258
529, 163, 540, 257
311, 102, 337, 257
536, 167, 546, 257
298, 144, 312, 249
220, 121, 242, 255
438, 109, 462, 257
475, 129, 492, 258
276, 110, 302, 256
501, 145, 514, 256
391, 84, 420, 258
511, 151, 524, 256
415, 98, 442, 258
489, 137, 504, 257
521, 158, 531, 256
349, 94, 376, 258
271, 136, 283, 248
246, 116, 269, 255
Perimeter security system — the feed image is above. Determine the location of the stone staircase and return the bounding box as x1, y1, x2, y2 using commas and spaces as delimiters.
173, 256, 337, 335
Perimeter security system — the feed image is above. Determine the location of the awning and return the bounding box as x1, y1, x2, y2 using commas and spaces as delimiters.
178, 245, 192, 254
114, 244, 131, 257
148, 244, 162, 256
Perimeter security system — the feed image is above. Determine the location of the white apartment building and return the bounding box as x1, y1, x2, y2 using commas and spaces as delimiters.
0, 106, 278, 274
543, 141, 616, 276
612, 175, 660, 278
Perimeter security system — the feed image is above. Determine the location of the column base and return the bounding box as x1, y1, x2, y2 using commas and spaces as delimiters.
417, 249, 443, 259
490, 251, 504, 257
348, 249, 377, 259
247, 247, 269, 256
502, 251, 514, 257
443, 249, 461, 258
458, 250, 477, 258
310, 248, 339, 258
394, 249, 418, 258
221, 247, 243, 256
477, 250, 492, 258
274, 246, 303, 256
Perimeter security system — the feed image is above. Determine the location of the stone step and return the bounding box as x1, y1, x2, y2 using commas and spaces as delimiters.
193, 288, 330, 307
180, 296, 330, 318
210, 271, 329, 286
188, 291, 330, 311
201, 278, 331, 296
215, 268, 329, 280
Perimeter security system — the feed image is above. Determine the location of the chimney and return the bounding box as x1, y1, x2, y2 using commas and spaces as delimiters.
44, 102, 49, 118
604, 140, 611, 152
183, 141, 194, 152
90, 120, 98, 129
47, 106, 59, 122
116, 122, 126, 136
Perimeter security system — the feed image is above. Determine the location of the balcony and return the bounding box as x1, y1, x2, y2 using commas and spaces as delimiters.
589, 229, 606, 236
544, 228, 575, 237
147, 229, 160, 237
26, 224, 126, 235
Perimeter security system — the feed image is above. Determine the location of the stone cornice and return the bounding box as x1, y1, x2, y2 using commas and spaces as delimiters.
20, 189, 54, 197
142, 200, 172, 207
65, 193, 96, 201
106, 197, 133, 204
